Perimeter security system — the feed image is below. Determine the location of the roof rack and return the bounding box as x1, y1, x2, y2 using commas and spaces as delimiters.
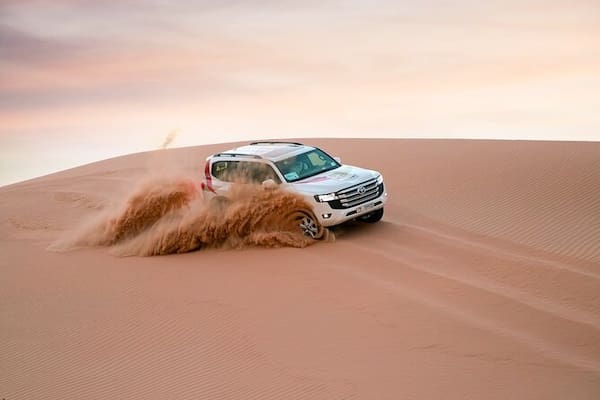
213, 152, 263, 159
249, 141, 304, 146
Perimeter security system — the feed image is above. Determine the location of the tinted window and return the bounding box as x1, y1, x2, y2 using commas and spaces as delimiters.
212, 160, 238, 181
212, 161, 280, 184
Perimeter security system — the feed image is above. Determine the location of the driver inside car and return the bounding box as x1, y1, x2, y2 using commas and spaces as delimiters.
281, 156, 306, 177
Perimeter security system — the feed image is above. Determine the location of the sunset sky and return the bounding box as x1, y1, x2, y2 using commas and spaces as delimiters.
1, 0, 599, 185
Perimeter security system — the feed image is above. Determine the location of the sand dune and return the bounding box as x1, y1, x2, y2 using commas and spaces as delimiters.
1, 139, 599, 399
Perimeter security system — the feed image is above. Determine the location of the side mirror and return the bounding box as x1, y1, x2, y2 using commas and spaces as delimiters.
262, 179, 277, 189
334, 156, 341, 164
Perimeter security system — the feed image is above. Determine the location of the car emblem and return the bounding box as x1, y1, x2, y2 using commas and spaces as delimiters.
357, 186, 366, 194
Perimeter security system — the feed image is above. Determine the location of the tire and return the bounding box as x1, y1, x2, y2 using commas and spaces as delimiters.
291, 210, 324, 239
359, 207, 384, 223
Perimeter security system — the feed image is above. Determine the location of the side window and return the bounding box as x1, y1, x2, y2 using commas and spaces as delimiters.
256, 163, 281, 184
212, 160, 239, 182
237, 162, 281, 184
212, 160, 280, 184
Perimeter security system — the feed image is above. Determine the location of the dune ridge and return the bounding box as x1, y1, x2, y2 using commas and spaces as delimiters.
395, 141, 600, 263
1, 139, 599, 399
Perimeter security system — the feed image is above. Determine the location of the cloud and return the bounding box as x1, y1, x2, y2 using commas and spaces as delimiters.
0, 0, 598, 154
0, 24, 85, 64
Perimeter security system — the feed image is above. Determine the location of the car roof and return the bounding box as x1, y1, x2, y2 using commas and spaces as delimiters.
215, 142, 315, 162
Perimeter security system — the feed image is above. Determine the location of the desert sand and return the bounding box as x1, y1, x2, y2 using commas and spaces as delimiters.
1, 139, 599, 399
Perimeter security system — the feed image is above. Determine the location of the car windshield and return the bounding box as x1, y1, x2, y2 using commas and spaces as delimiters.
275, 148, 341, 182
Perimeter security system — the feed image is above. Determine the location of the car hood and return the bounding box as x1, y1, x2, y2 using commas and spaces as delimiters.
288, 165, 380, 195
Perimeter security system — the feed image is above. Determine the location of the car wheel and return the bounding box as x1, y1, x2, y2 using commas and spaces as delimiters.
292, 210, 324, 239
359, 207, 384, 223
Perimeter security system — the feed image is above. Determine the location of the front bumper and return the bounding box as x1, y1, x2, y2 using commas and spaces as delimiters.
311, 188, 388, 227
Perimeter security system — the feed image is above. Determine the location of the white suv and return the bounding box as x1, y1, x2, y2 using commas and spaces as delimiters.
200, 141, 388, 238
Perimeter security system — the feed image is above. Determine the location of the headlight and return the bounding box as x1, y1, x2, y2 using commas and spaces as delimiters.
315, 193, 337, 202
376, 174, 384, 184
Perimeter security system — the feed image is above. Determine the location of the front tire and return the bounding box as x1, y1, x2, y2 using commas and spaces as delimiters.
290, 210, 324, 239
359, 207, 384, 223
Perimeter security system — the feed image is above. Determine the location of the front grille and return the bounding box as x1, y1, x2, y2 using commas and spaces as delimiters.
327, 179, 384, 210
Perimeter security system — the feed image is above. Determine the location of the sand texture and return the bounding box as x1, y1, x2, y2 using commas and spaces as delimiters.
1, 139, 599, 399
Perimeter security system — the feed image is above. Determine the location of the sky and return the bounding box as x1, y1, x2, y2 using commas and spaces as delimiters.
1, 0, 599, 186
